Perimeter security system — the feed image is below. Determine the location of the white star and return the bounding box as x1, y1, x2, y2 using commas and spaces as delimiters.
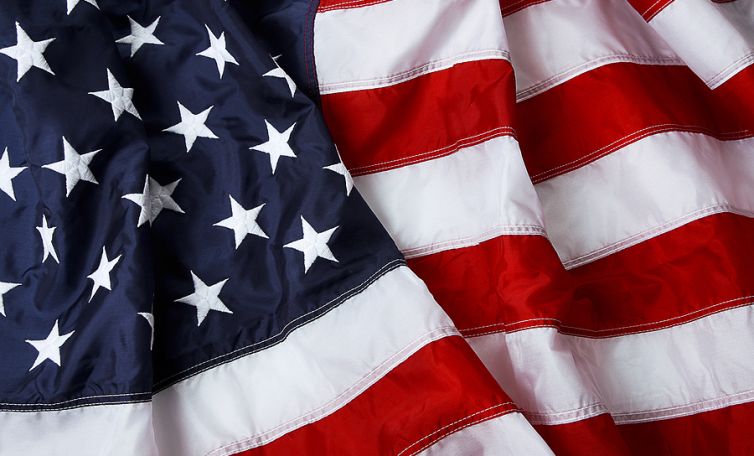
88, 69, 140, 121
26, 320, 74, 371
66, 0, 98, 14
36, 214, 59, 264
138, 312, 154, 350
87, 246, 121, 302
196, 25, 238, 78
42, 137, 100, 197
116, 16, 164, 57
250, 120, 296, 174
0, 281, 21, 317
0, 147, 26, 201
263, 55, 296, 97
123, 176, 184, 227
284, 216, 339, 273
0, 22, 55, 82
324, 148, 354, 196
163, 102, 218, 153
213, 196, 268, 249
175, 271, 232, 326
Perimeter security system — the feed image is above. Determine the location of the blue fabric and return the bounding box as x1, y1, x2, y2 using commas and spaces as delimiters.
0, 0, 402, 409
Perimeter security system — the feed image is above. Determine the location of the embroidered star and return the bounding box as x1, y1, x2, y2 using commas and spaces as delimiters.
284, 216, 339, 273
250, 120, 296, 174
123, 176, 184, 227
25, 319, 74, 371
88, 69, 140, 121
324, 148, 354, 196
0, 22, 55, 82
263, 55, 296, 97
66, 0, 98, 14
138, 312, 154, 350
87, 246, 121, 302
36, 214, 59, 264
42, 137, 100, 197
196, 25, 238, 78
0, 281, 21, 317
213, 196, 268, 249
163, 102, 218, 153
0, 147, 26, 201
116, 16, 164, 57
175, 271, 232, 326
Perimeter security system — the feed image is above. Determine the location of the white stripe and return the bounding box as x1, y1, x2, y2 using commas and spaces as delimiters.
353, 136, 545, 258
152, 266, 458, 456
535, 131, 754, 268
649, 0, 754, 88
416, 412, 555, 456
503, 0, 682, 101
0, 402, 156, 455
468, 305, 754, 425
314, 0, 508, 94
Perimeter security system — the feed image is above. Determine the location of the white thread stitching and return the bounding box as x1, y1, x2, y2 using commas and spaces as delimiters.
462, 298, 754, 339
0, 391, 150, 408
516, 54, 684, 101
155, 259, 404, 388
319, 50, 510, 94
401, 224, 546, 259
707, 51, 754, 89
351, 126, 516, 175
205, 327, 460, 456
319, 0, 390, 12
396, 403, 516, 456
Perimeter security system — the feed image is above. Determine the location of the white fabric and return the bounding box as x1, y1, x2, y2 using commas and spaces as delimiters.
314, 0, 509, 93
504, 0, 682, 100
0, 402, 156, 456
650, 0, 754, 88
354, 135, 545, 258
469, 304, 754, 425
536, 131, 754, 268
416, 412, 555, 456
152, 265, 459, 456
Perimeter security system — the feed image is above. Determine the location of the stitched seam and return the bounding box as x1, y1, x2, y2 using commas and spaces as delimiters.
461, 298, 754, 340
642, 0, 673, 20
516, 54, 684, 101
319, 50, 510, 94
530, 125, 753, 182
351, 127, 516, 176
319, 0, 391, 12
613, 388, 754, 423
401, 225, 546, 259
563, 205, 754, 269
406, 409, 518, 456
707, 51, 754, 89
396, 403, 515, 456
205, 327, 460, 456
154, 259, 404, 390
0, 391, 150, 408
0, 398, 151, 413
524, 403, 608, 425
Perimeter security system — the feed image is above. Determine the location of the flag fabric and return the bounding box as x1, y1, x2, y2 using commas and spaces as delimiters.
1, 0, 753, 455
250, 0, 754, 454
0, 1, 554, 455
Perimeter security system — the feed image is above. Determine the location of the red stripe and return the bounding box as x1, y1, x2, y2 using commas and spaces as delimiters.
534, 414, 630, 456
619, 401, 754, 455
516, 63, 754, 183
317, 0, 391, 13
499, 0, 552, 16
321, 59, 515, 176
626, 0, 675, 21
237, 336, 518, 455
408, 213, 754, 338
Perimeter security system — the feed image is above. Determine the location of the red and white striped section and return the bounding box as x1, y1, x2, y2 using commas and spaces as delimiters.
314, 0, 754, 453
151, 266, 552, 455
630, 0, 754, 88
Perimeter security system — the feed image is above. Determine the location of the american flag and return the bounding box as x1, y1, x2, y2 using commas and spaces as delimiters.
1, 0, 753, 455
